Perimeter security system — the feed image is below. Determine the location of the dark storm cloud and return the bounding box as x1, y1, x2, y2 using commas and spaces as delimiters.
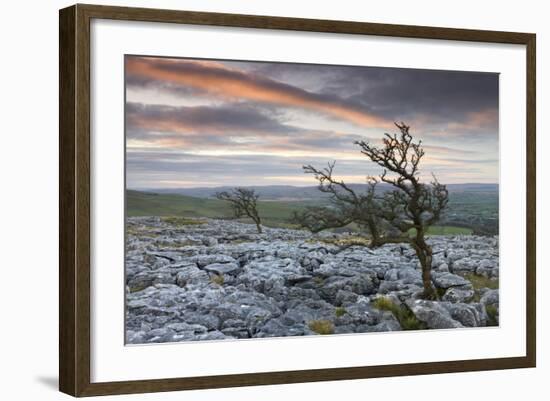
251, 62, 499, 129
350, 69, 497, 117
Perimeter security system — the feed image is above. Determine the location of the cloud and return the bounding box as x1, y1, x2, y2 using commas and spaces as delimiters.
318, 66, 498, 125
125, 56, 499, 187
252, 62, 499, 139
126, 102, 381, 155
125, 56, 392, 128
126, 102, 293, 136
444, 108, 499, 134
126, 150, 384, 188
126, 149, 496, 189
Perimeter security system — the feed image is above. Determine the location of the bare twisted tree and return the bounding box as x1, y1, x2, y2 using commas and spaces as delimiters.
294, 123, 449, 299
216, 187, 263, 233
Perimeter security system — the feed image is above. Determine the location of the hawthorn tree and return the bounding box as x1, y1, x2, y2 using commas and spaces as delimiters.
294, 123, 449, 299
216, 187, 263, 233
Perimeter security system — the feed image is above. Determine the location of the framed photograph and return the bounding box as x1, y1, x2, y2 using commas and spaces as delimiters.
59, 4, 536, 397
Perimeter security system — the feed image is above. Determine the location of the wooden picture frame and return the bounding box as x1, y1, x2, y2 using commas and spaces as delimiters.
59, 3, 536, 397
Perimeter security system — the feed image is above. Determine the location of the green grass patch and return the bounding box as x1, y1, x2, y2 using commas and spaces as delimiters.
372, 297, 427, 331
408, 225, 473, 236
209, 274, 225, 286
335, 307, 347, 317
308, 319, 335, 335
313, 277, 325, 286
459, 274, 498, 305
436, 287, 447, 299
126, 189, 497, 235
463, 273, 499, 290
372, 297, 397, 312
126, 225, 163, 240
400, 315, 427, 331
127, 190, 315, 229
486, 305, 499, 326
128, 284, 149, 293
161, 216, 207, 226
318, 235, 371, 247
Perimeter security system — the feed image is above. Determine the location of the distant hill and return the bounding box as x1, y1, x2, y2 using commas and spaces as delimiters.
126, 189, 319, 228
126, 189, 483, 235
137, 183, 498, 201
126, 185, 500, 235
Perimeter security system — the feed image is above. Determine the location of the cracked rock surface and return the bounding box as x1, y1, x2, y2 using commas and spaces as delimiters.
125, 217, 500, 344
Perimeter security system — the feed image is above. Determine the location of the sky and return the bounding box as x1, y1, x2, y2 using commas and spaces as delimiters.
125, 55, 499, 189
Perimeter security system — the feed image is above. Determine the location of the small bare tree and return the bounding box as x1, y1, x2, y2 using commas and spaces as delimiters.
216, 188, 263, 233
294, 123, 449, 299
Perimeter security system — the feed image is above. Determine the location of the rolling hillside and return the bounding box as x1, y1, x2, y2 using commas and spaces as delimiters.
126, 189, 476, 234
144, 183, 498, 201
126, 189, 318, 228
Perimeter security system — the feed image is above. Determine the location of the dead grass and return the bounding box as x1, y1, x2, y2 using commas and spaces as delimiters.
308, 319, 335, 335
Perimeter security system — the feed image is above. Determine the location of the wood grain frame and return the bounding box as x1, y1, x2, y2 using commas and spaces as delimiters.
59, 3, 536, 397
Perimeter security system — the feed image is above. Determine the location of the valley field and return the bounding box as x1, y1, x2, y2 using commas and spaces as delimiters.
127, 185, 499, 235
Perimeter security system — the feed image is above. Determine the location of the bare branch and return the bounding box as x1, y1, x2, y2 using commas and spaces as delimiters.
300, 122, 449, 300
216, 187, 263, 233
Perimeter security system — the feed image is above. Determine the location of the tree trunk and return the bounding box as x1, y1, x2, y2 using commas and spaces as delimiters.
413, 239, 436, 299
420, 257, 435, 299
246, 211, 262, 233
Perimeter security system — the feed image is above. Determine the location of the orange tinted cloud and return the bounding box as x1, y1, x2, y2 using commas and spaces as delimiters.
447, 108, 498, 132
126, 57, 391, 129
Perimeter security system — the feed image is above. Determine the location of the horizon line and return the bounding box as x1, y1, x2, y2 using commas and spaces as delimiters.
128, 182, 499, 191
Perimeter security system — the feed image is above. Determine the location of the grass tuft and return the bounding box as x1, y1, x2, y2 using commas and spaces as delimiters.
126, 225, 160, 238
486, 305, 499, 326
400, 315, 426, 331
308, 320, 335, 335
372, 296, 427, 331
409, 226, 473, 236
372, 297, 397, 312
209, 274, 225, 286
436, 287, 447, 299
463, 273, 499, 290
458, 273, 498, 305
313, 277, 325, 286
161, 216, 206, 226
317, 236, 371, 247
335, 307, 347, 317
